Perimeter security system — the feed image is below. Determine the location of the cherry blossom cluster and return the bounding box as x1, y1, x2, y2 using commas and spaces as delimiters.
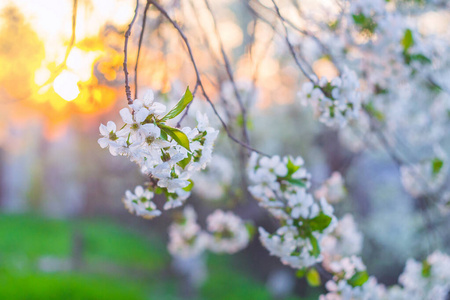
390, 251, 450, 299
318, 217, 383, 299
168, 206, 250, 259
287, 0, 448, 161
168, 206, 208, 258
247, 160, 450, 299
315, 172, 347, 204
317, 212, 450, 299
92, 0, 450, 297
122, 185, 161, 219
320, 256, 384, 300
192, 154, 234, 201
321, 214, 363, 271
309, 206, 379, 299
336, 0, 445, 146
247, 153, 337, 270
299, 67, 361, 128
320, 251, 450, 300
400, 155, 447, 198
98, 88, 218, 217
206, 209, 250, 254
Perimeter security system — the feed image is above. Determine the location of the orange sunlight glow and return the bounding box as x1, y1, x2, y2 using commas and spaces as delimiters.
53, 71, 80, 101
0, 0, 135, 136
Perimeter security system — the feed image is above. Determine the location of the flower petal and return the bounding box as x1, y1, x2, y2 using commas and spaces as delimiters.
134, 185, 144, 197
99, 124, 109, 136
98, 137, 109, 148
120, 108, 133, 124
106, 121, 116, 132
135, 107, 150, 123
143, 89, 154, 106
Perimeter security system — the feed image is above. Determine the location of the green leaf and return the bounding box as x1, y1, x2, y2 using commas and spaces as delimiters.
309, 213, 333, 232
236, 114, 254, 130
410, 54, 431, 64
422, 260, 431, 278
364, 102, 385, 122
328, 20, 339, 31
154, 186, 164, 194
158, 123, 191, 151
306, 268, 321, 287
161, 149, 171, 162
348, 271, 369, 287
296, 268, 307, 278
160, 129, 168, 141
401, 29, 414, 52
432, 158, 444, 176
352, 13, 366, 26
329, 105, 335, 118
308, 234, 320, 258
282, 177, 306, 188
286, 157, 300, 176
178, 154, 192, 169
159, 87, 193, 122
352, 13, 377, 33
182, 179, 194, 192
374, 84, 388, 95
245, 223, 256, 239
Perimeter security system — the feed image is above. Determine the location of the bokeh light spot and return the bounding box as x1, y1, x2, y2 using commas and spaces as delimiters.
53, 70, 80, 101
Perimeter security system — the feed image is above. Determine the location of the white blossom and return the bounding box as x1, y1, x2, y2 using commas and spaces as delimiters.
168, 206, 208, 258
299, 68, 361, 128
122, 185, 161, 219
249, 153, 337, 270
321, 214, 364, 271
99, 88, 219, 217
97, 121, 128, 156
205, 210, 250, 254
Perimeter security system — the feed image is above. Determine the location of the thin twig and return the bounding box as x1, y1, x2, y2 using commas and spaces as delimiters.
248, 1, 316, 81
366, 110, 444, 248
204, 0, 251, 147
39, 0, 78, 89
124, 0, 140, 104
176, 82, 200, 128
187, 0, 222, 68
148, 0, 269, 156
253, 0, 339, 72
134, 1, 151, 100
270, 0, 315, 82
187, 0, 235, 126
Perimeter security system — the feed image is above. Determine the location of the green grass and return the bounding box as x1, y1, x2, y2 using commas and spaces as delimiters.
0, 270, 147, 300
203, 254, 322, 300
0, 214, 71, 260
202, 254, 273, 300
0, 213, 314, 299
79, 219, 168, 270
0, 214, 169, 272
0, 214, 172, 299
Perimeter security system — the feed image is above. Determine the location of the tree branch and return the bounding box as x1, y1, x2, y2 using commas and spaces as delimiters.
148, 0, 269, 156
203, 0, 251, 147
270, 0, 315, 82
123, 0, 140, 104
39, 0, 78, 89
134, 1, 151, 100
